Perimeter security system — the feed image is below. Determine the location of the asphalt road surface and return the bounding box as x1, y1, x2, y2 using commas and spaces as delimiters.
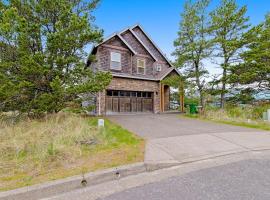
102, 157, 270, 200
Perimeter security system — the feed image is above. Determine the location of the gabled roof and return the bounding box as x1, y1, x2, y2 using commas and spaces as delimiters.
119, 28, 158, 61
130, 24, 174, 68
89, 24, 174, 66
117, 34, 137, 55
158, 67, 181, 80
90, 33, 137, 55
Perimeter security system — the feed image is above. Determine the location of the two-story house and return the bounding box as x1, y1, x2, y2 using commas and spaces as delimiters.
88, 24, 183, 115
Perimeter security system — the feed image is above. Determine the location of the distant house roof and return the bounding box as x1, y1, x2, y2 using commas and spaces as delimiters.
254, 90, 270, 100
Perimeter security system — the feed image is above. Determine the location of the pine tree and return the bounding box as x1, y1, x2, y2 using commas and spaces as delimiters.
0, 0, 111, 115
229, 14, 270, 90
173, 0, 212, 108
210, 0, 250, 108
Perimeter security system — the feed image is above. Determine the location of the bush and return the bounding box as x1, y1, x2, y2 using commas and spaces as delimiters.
251, 103, 270, 119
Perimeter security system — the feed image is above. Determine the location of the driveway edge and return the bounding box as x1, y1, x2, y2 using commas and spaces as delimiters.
0, 162, 147, 200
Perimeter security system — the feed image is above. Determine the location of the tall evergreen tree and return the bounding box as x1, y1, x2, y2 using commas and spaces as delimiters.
229, 14, 270, 90
173, 0, 212, 108
210, 0, 250, 108
0, 0, 111, 115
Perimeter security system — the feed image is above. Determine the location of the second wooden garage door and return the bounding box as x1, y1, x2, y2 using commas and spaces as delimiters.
106, 90, 153, 113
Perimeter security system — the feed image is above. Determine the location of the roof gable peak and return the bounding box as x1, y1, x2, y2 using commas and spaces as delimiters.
119, 28, 158, 61
130, 24, 173, 67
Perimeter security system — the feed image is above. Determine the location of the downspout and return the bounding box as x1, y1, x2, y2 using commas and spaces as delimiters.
98, 91, 101, 116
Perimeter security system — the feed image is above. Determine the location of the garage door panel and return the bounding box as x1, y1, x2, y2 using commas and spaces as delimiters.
137, 98, 142, 112
112, 98, 119, 112
106, 90, 153, 113
131, 98, 137, 112
106, 97, 113, 112
119, 97, 131, 112
142, 98, 153, 112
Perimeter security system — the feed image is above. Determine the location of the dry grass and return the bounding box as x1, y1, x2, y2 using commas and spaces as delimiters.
0, 112, 144, 191
185, 105, 270, 131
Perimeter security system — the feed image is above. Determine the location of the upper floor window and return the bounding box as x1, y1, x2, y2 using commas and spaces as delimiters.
110, 52, 121, 70
137, 58, 145, 75
155, 63, 162, 72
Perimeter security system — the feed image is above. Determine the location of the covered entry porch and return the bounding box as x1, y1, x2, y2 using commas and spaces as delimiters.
159, 84, 184, 113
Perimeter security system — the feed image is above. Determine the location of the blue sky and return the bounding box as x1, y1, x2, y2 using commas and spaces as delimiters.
92, 0, 270, 75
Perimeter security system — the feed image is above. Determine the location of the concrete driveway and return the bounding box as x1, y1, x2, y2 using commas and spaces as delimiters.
109, 114, 270, 167
108, 114, 258, 139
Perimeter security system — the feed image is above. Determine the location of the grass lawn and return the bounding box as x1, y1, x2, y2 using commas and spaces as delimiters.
0, 113, 144, 191
184, 113, 270, 131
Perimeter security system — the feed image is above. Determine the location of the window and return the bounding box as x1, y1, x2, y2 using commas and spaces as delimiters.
137, 58, 145, 74
131, 92, 137, 97
142, 92, 147, 97
156, 63, 162, 72
120, 91, 125, 96
107, 90, 112, 96
124, 91, 130, 97
110, 52, 121, 70
112, 90, 119, 96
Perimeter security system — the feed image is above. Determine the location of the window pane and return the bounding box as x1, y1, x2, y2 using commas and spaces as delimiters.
137, 59, 145, 67
142, 92, 147, 97
111, 52, 121, 62
107, 90, 112, 96
156, 64, 162, 72
111, 61, 121, 70
112, 91, 119, 96
111, 52, 121, 70
124, 91, 130, 96
120, 91, 125, 96
137, 59, 145, 74
137, 92, 142, 97
137, 67, 145, 74
131, 92, 136, 97
138, 60, 144, 67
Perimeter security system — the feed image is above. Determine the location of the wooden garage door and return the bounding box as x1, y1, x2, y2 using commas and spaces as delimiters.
106, 90, 153, 113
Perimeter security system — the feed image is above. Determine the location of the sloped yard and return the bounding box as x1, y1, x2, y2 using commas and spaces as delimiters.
0, 113, 144, 191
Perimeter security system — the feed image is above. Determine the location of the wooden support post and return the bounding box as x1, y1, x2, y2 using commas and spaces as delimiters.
159, 83, 162, 112
160, 83, 164, 113
179, 81, 184, 112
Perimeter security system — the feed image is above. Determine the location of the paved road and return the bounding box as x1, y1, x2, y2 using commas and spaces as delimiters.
102, 156, 270, 200
48, 151, 270, 200
108, 114, 258, 139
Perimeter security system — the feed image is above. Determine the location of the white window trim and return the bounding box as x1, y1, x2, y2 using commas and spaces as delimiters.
137, 58, 146, 75
156, 63, 162, 72
110, 52, 121, 70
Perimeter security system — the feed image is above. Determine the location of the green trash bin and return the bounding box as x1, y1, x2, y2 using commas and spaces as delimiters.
189, 104, 197, 114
